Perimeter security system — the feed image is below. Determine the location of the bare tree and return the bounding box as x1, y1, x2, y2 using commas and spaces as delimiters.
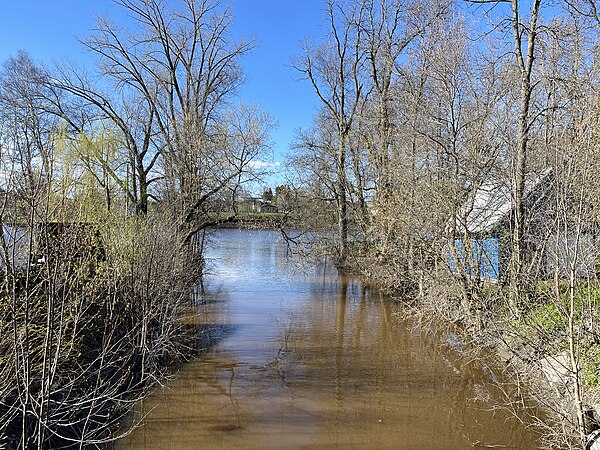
362, 0, 449, 193
51, 0, 273, 238
465, 0, 543, 313
564, 0, 600, 25
293, 0, 368, 267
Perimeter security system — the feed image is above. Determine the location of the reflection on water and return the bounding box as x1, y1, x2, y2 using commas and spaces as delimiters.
119, 229, 537, 449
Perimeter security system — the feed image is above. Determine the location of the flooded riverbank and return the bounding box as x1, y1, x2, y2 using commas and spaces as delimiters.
119, 229, 538, 449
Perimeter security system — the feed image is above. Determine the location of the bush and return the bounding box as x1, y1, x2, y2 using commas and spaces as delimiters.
0, 214, 201, 448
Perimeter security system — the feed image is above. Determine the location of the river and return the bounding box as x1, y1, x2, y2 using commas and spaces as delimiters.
119, 229, 538, 449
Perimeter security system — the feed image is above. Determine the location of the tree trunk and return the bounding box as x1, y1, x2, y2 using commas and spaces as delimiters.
509, 0, 540, 314
337, 132, 348, 266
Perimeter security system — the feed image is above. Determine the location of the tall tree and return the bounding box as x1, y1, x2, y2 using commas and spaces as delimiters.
362, 0, 449, 195
294, 0, 368, 266
51, 0, 272, 237
466, 0, 543, 312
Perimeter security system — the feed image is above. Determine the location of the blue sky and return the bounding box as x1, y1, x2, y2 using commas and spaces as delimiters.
0, 1, 325, 187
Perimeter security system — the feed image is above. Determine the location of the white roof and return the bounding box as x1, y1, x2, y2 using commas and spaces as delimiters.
461, 169, 551, 233
464, 180, 512, 233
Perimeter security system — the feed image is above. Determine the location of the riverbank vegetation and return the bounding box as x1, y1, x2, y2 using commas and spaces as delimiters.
284, 0, 600, 448
0, 0, 274, 447
2, 0, 600, 448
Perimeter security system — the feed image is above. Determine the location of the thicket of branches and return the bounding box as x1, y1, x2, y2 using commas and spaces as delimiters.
287, 0, 600, 447
0, 0, 273, 448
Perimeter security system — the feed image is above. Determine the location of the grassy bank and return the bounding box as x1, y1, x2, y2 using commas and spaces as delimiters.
212, 212, 287, 230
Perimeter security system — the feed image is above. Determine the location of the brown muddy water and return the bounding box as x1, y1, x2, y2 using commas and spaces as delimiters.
119, 229, 538, 449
